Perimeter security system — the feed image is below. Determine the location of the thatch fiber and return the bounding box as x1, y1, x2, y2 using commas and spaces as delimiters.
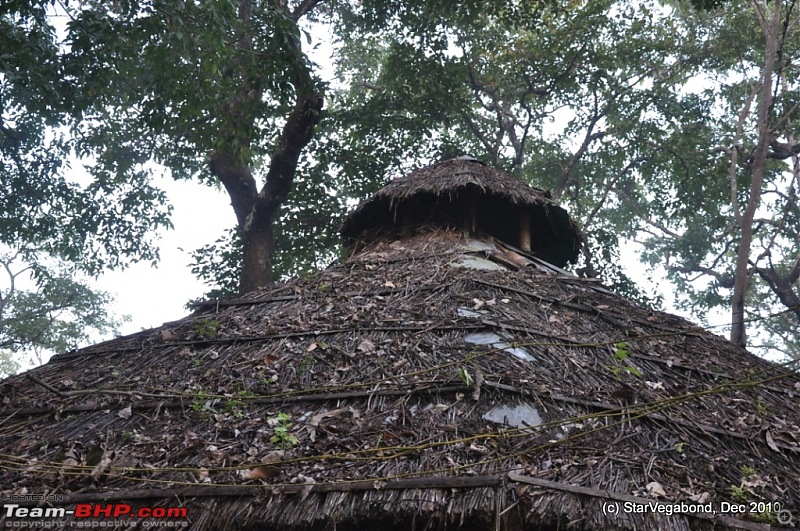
1, 159, 798, 531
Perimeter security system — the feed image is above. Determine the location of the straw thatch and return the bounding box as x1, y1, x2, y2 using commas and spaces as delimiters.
1, 159, 799, 531
341, 157, 583, 267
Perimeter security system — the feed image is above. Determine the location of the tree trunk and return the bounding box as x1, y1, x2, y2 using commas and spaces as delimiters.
240, 204, 275, 294
209, 0, 324, 295
730, 0, 781, 347
212, 91, 324, 295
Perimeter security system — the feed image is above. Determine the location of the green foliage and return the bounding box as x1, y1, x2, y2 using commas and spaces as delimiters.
0, 1, 173, 274
609, 341, 643, 378
224, 398, 246, 419
269, 412, 299, 449
190, 390, 210, 412
4, 0, 800, 362
0, 249, 123, 366
0, 351, 20, 378
194, 318, 221, 340
187, 228, 242, 302
730, 484, 748, 502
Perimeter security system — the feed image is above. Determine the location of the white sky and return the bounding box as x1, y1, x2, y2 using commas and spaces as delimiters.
93, 177, 232, 335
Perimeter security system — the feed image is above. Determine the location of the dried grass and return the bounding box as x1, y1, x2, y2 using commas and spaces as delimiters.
1, 229, 797, 530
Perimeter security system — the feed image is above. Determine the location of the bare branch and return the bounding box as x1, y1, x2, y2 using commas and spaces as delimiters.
459, 110, 494, 155
756, 265, 800, 322
583, 156, 646, 232
669, 264, 735, 288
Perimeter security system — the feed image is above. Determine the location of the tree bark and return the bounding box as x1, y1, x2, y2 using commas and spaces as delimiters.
730, 0, 781, 347
238, 93, 324, 293
208, 0, 324, 295
755, 265, 800, 322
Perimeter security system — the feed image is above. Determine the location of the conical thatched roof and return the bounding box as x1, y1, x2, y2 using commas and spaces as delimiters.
340, 157, 583, 267
1, 159, 799, 531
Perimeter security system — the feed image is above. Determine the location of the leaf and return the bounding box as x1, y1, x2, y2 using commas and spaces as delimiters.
90, 450, 113, 479
623, 365, 642, 378
196, 468, 211, 483
306, 408, 349, 442
646, 481, 667, 498
240, 465, 278, 480
614, 342, 629, 360
357, 339, 376, 353
261, 451, 286, 464
765, 430, 780, 452
61, 450, 80, 471
296, 474, 316, 500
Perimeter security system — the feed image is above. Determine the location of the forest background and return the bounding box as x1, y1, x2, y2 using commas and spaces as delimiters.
2, 0, 800, 374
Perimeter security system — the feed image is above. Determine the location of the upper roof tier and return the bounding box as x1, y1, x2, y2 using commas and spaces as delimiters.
340, 157, 583, 267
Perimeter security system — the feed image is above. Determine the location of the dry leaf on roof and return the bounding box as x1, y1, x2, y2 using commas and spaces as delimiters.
241, 465, 279, 481
766, 430, 780, 452
357, 339, 375, 353
689, 491, 710, 503
295, 474, 316, 501
646, 481, 667, 498
90, 450, 112, 479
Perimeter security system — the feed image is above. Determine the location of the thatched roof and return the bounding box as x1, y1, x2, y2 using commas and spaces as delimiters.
1, 160, 799, 531
340, 157, 583, 267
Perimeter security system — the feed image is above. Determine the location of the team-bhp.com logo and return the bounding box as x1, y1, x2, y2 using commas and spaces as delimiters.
4, 503, 188, 525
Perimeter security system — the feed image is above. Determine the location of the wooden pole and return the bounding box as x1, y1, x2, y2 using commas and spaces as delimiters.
401, 205, 414, 237
463, 190, 477, 235
519, 208, 531, 252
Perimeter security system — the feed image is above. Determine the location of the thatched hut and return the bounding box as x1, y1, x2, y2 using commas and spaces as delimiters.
1, 157, 798, 530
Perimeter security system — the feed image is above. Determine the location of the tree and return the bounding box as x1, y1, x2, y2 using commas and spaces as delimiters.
1, 2, 173, 272
2, 2, 161, 360
5, 0, 559, 298
2, 0, 328, 296
0, 248, 122, 369
632, 0, 800, 352
6, 0, 800, 359
329, 0, 800, 356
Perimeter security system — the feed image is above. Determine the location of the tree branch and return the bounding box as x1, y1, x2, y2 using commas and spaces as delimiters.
291, 0, 323, 21
553, 89, 606, 201
256, 91, 324, 217
731, 0, 783, 347
729, 82, 758, 226
755, 265, 800, 322
669, 263, 735, 288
